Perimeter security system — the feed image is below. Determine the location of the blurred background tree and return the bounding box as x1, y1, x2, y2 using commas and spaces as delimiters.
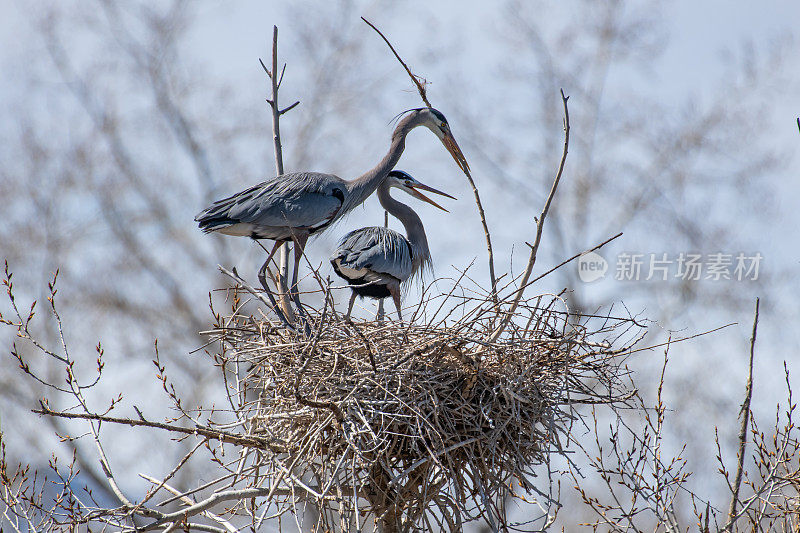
0, 0, 797, 529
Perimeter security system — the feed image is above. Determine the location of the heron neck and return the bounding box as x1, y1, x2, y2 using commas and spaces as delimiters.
344, 113, 421, 213
377, 182, 430, 273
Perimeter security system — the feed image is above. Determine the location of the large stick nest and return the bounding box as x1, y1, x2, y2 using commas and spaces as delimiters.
211, 290, 642, 530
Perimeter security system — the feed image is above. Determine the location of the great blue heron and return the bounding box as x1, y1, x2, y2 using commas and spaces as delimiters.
195, 107, 468, 321
330, 170, 454, 321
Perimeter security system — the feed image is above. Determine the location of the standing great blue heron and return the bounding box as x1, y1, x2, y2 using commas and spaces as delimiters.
195, 107, 469, 320
330, 170, 454, 320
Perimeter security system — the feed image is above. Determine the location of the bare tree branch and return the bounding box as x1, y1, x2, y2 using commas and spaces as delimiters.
33, 403, 276, 451
260, 25, 296, 322
138, 473, 237, 533
490, 89, 569, 342
724, 297, 760, 529
360, 17, 431, 108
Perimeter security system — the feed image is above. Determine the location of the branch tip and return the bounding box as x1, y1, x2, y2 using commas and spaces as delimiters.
258, 58, 270, 78
361, 16, 431, 108
279, 101, 300, 115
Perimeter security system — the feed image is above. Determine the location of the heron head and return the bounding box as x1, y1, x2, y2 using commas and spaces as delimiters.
425, 108, 471, 176
387, 170, 456, 212
399, 108, 471, 176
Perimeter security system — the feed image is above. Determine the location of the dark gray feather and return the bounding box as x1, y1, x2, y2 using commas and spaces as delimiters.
195, 172, 347, 239
332, 226, 413, 283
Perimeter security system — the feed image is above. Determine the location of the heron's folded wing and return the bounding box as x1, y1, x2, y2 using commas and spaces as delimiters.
198, 172, 345, 230
334, 227, 412, 281
236, 191, 342, 230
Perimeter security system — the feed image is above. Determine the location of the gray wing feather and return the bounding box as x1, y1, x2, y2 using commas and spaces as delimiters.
333, 227, 412, 282
196, 172, 345, 230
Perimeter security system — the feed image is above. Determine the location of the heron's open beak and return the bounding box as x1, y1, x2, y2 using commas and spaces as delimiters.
408, 182, 456, 213
442, 132, 471, 175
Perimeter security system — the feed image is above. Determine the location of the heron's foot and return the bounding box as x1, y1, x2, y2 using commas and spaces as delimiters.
291, 293, 309, 318
256, 273, 294, 330
265, 292, 294, 330
300, 316, 312, 336
288, 290, 312, 336
286, 279, 308, 319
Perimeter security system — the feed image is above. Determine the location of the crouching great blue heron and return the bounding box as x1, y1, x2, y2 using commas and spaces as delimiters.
195, 108, 469, 321
330, 170, 454, 320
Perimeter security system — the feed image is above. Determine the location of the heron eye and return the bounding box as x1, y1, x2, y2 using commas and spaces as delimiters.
440, 122, 447, 129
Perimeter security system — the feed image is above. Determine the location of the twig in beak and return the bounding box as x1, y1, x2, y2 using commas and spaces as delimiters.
362, 17, 432, 108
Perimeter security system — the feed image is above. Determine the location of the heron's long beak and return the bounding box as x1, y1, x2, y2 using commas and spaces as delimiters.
442, 132, 471, 175
408, 182, 456, 213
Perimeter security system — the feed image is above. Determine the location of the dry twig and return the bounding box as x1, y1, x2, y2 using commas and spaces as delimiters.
724, 297, 760, 529
490, 90, 570, 342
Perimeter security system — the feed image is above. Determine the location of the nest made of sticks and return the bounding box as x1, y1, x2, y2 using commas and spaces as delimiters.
209, 289, 641, 530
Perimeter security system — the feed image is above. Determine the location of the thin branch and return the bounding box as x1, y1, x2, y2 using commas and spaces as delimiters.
136, 441, 204, 509
497, 231, 623, 299
139, 473, 237, 533
724, 297, 760, 528
464, 168, 498, 304
218, 265, 295, 330
490, 89, 570, 342
361, 17, 431, 107
138, 486, 330, 531
625, 323, 736, 355
48, 286, 142, 516
33, 404, 276, 451
260, 25, 296, 322
280, 100, 300, 115
266, 27, 287, 178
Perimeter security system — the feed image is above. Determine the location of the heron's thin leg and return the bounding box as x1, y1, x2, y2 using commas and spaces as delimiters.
257, 241, 282, 291
376, 299, 385, 323
290, 233, 309, 315
345, 292, 357, 321
289, 233, 311, 335
389, 286, 403, 322
256, 241, 292, 328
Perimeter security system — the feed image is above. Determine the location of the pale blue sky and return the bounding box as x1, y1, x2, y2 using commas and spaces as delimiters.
0, 1, 798, 510
2, 0, 797, 354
